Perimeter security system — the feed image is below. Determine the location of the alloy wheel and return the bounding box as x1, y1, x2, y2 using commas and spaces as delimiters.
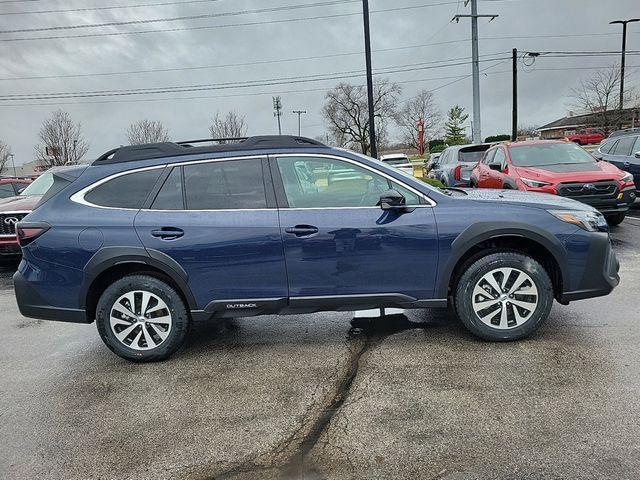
109, 290, 172, 350
471, 267, 539, 329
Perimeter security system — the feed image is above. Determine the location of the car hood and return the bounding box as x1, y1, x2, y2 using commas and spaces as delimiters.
512, 161, 621, 182
0, 195, 41, 212
461, 188, 596, 212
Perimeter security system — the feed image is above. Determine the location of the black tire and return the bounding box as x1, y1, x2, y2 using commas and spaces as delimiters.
454, 252, 553, 341
605, 212, 626, 226
96, 275, 190, 362
572, 139, 582, 145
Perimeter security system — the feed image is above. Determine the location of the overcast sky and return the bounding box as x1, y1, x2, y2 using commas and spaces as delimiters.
1, 0, 639, 164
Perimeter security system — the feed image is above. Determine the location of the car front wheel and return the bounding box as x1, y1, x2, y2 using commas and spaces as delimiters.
454, 252, 553, 341
605, 212, 626, 226
96, 275, 191, 362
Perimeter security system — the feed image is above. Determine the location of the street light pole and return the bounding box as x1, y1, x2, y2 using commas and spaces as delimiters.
362, 0, 377, 158
9, 153, 16, 177
292, 110, 307, 136
610, 18, 639, 126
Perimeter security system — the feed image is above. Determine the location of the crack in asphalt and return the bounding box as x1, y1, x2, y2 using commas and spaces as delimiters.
209, 312, 430, 480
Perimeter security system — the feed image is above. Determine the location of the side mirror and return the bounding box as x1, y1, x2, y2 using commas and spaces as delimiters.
380, 189, 410, 212
635, 151, 640, 159
489, 162, 503, 171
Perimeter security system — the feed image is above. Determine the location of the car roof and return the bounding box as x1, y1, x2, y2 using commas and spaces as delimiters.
380, 153, 408, 159
445, 143, 491, 152
93, 135, 328, 165
503, 139, 569, 148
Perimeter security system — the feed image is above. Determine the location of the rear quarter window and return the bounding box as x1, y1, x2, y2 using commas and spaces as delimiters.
84, 168, 163, 209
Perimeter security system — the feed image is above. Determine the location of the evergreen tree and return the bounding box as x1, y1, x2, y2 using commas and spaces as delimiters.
444, 105, 469, 145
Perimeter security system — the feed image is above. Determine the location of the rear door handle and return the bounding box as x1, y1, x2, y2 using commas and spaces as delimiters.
285, 225, 319, 237
151, 227, 184, 240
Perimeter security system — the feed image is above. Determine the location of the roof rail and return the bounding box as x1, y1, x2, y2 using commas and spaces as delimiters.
92, 135, 326, 165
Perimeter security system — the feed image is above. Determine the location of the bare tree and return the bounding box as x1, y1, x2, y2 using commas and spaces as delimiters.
570, 67, 639, 134
209, 110, 248, 143
126, 119, 170, 145
0, 141, 12, 175
322, 79, 401, 155
395, 89, 442, 152
35, 110, 89, 168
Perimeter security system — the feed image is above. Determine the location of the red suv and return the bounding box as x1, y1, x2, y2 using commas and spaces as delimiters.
470, 140, 636, 226
0, 173, 52, 255
0, 177, 33, 199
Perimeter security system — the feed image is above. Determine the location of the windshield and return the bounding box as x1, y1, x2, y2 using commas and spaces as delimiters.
509, 142, 594, 167
382, 157, 408, 165
20, 172, 54, 196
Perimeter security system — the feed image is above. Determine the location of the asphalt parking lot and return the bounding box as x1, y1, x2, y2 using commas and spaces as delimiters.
1, 217, 640, 480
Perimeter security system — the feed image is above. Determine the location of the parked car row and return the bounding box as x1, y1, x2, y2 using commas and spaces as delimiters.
428, 136, 638, 226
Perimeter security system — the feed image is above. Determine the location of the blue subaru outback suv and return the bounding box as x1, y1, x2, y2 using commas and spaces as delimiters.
14, 136, 619, 362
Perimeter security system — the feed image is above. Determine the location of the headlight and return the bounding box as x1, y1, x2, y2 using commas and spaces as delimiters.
521, 177, 550, 188
621, 171, 634, 183
548, 209, 608, 232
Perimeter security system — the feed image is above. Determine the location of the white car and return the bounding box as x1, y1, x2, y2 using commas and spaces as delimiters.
379, 153, 414, 175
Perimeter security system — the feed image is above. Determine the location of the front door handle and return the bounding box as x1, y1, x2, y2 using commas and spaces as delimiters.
151, 227, 184, 240
285, 225, 319, 237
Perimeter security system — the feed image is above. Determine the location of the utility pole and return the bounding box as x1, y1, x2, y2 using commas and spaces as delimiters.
453, 0, 498, 144
292, 110, 307, 136
9, 153, 16, 177
610, 18, 639, 128
273, 96, 283, 135
362, 0, 377, 158
512, 48, 518, 141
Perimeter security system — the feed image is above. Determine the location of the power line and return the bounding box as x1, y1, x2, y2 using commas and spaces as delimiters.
0, 0, 361, 34
0, 55, 510, 101
0, 0, 228, 16
0, 2, 467, 42
0, 40, 499, 81
0, 69, 511, 108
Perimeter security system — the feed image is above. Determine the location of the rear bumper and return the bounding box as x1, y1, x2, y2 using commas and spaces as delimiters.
13, 269, 89, 323
559, 233, 619, 303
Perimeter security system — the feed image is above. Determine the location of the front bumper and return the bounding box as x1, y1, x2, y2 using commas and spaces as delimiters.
0, 236, 21, 256
559, 232, 620, 303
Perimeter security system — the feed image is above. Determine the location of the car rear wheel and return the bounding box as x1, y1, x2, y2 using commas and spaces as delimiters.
96, 275, 190, 362
454, 252, 553, 341
605, 212, 626, 226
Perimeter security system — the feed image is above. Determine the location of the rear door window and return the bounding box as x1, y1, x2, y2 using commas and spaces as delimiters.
612, 136, 635, 156
183, 158, 267, 210
151, 167, 183, 210
600, 140, 617, 154
84, 168, 163, 209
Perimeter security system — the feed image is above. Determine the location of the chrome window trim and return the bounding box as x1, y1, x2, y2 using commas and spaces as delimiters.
70, 155, 267, 211
275, 152, 436, 207
71, 152, 436, 211
70, 164, 166, 210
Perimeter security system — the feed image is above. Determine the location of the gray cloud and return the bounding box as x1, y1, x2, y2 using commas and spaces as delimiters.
0, 0, 638, 163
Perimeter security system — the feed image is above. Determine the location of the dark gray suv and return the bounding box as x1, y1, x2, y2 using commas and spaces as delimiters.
593, 134, 640, 190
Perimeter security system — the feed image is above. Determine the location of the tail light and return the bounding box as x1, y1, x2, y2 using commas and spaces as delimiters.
454, 165, 462, 181
16, 222, 50, 247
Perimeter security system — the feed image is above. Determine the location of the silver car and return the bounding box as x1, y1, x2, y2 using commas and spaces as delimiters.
429, 144, 491, 187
